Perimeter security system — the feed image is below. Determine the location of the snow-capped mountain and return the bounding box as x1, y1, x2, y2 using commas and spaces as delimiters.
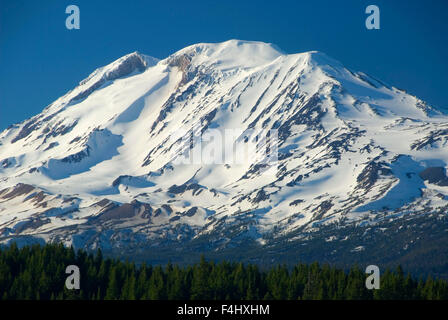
1, 40, 448, 267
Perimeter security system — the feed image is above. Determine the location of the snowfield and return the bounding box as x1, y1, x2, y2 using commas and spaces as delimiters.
1, 40, 448, 251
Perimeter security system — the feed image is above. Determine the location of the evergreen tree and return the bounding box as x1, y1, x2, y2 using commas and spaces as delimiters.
191, 255, 212, 300
148, 266, 166, 300
121, 273, 136, 300
0, 243, 448, 301
105, 266, 119, 300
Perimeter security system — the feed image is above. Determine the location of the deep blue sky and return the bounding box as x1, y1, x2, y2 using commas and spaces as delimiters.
1, 0, 447, 130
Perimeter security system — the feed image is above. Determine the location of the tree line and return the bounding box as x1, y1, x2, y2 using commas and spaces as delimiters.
0, 243, 447, 300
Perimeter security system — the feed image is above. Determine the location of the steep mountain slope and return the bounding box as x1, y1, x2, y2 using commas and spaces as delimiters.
1, 40, 448, 271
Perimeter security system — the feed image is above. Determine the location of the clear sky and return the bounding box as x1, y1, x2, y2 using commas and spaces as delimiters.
0, 0, 447, 130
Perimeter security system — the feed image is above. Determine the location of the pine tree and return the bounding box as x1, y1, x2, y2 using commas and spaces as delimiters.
191, 255, 211, 300
167, 265, 186, 300
121, 273, 136, 300
105, 266, 119, 300
136, 264, 148, 299
422, 275, 435, 300
344, 265, 367, 300
148, 266, 166, 300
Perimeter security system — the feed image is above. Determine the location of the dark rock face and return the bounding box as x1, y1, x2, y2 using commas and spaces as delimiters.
104, 53, 147, 80
13, 218, 50, 233
94, 201, 152, 221
61, 147, 90, 163
356, 161, 392, 191
11, 114, 56, 144
40, 120, 78, 143
161, 204, 173, 214
183, 207, 198, 217
0, 183, 35, 199
411, 129, 448, 150
112, 175, 132, 187
419, 167, 448, 186
97, 203, 138, 220
168, 182, 204, 195
277, 93, 323, 141
168, 54, 192, 83
70, 53, 148, 103
289, 199, 304, 206
43, 142, 59, 151
252, 189, 268, 204
94, 198, 113, 208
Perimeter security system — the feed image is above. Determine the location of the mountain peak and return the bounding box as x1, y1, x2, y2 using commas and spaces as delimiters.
46, 51, 160, 110
303, 50, 339, 64
168, 39, 284, 70
177, 39, 284, 55
79, 51, 154, 86
1, 40, 446, 261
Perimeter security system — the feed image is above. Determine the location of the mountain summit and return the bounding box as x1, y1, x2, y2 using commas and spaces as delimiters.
1, 40, 447, 270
